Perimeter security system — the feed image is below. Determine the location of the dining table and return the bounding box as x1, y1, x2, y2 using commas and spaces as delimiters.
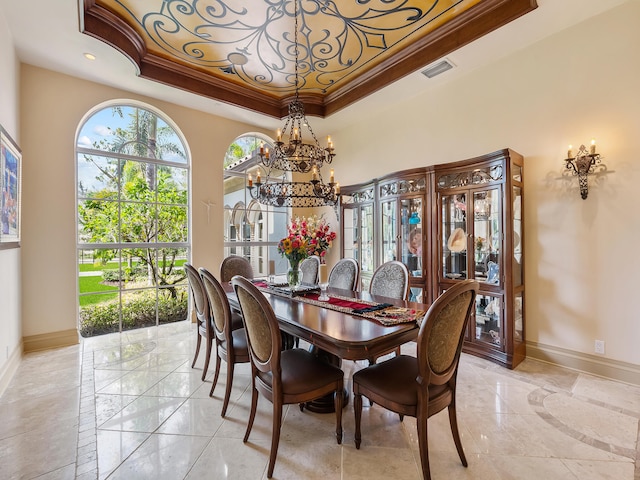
223, 281, 425, 360
223, 280, 429, 412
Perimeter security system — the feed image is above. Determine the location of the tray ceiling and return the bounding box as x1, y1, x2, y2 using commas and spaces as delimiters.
82, 0, 537, 119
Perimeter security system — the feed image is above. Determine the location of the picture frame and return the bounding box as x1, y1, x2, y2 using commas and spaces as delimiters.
1, 125, 22, 248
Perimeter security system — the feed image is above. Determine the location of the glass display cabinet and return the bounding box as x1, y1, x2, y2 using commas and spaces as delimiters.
434, 149, 524, 368
340, 149, 523, 369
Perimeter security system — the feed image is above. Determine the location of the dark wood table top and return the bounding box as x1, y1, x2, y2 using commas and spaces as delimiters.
224, 282, 425, 361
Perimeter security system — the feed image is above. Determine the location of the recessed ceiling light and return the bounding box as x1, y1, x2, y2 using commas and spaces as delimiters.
84, 53, 96, 61
421, 58, 455, 78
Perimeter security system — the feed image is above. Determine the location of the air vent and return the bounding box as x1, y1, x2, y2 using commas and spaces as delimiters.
421, 59, 455, 79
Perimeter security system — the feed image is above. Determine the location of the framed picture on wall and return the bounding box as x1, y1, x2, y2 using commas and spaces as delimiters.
1, 125, 21, 248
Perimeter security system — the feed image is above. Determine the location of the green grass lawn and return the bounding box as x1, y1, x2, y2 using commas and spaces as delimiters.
79, 275, 118, 306
78, 260, 187, 307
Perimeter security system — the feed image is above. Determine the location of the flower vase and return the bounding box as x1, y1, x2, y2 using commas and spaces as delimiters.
287, 260, 301, 290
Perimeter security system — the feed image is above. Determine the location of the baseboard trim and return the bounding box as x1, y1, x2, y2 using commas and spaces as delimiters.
0, 341, 23, 397
23, 329, 79, 353
526, 341, 640, 386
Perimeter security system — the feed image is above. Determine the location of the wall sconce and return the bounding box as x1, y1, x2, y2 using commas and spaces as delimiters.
564, 140, 602, 199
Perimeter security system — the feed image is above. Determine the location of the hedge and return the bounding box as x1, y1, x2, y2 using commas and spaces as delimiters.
79, 288, 188, 337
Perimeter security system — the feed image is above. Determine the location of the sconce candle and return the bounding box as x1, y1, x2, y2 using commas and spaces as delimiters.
248, 174, 253, 187
567, 145, 573, 158
563, 142, 603, 200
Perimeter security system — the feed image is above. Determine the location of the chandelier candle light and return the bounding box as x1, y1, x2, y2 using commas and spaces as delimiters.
246, 1, 339, 208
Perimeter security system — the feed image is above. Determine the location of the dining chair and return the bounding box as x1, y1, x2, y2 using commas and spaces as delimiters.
185, 263, 214, 381
219, 255, 254, 330
219, 255, 254, 282
328, 258, 360, 290
231, 275, 344, 478
353, 279, 479, 480
199, 267, 250, 417
299, 255, 320, 285
369, 260, 409, 300
367, 260, 410, 362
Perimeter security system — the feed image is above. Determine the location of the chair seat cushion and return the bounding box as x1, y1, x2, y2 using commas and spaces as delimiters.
259, 349, 343, 395
220, 327, 249, 355
231, 310, 244, 331
353, 355, 448, 408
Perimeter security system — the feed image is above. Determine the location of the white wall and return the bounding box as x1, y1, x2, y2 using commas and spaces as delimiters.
332, 2, 640, 367
0, 5, 22, 391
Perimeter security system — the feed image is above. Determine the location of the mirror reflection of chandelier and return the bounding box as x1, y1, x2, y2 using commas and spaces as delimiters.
247, 1, 339, 208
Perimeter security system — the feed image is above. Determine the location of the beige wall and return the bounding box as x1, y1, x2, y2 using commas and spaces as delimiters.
19, 65, 267, 339
332, 2, 640, 369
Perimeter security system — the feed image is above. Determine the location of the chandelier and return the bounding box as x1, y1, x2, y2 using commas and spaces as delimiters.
247, 2, 339, 208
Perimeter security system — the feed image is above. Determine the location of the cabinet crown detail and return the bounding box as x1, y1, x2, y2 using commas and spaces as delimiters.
437, 164, 503, 189
380, 177, 427, 197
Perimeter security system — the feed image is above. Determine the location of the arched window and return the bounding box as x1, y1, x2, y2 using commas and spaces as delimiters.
223, 133, 290, 275
76, 102, 190, 336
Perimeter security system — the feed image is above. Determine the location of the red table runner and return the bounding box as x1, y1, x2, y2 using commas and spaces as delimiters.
251, 280, 424, 326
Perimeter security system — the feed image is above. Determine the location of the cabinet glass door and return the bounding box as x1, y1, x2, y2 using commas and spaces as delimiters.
474, 293, 503, 349
513, 186, 523, 287
442, 193, 467, 280
342, 206, 356, 261
472, 188, 501, 285
360, 204, 374, 275
381, 200, 397, 263
400, 198, 423, 277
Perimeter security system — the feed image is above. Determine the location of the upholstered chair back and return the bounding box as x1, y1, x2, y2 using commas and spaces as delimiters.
419, 280, 478, 383
185, 263, 208, 323
299, 255, 320, 285
328, 258, 359, 290
232, 276, 281, 369
369, 260, 409, 300
199, 267, 232, 340
220, 255, 254, 282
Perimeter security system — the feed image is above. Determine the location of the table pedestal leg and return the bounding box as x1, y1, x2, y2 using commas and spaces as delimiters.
302, 346, 349, 413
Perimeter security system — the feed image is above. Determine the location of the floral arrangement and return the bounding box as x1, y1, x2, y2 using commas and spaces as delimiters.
278, 215, 337, 266
475, 236, 486, 251
303, 215, 337, 260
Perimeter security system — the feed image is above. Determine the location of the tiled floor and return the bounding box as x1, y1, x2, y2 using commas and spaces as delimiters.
1, 320, 638, 479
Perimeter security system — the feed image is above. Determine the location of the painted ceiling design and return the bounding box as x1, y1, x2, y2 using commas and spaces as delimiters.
82, 0, 537, 118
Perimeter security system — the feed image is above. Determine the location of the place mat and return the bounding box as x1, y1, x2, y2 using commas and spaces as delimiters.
360, 306, 426, 326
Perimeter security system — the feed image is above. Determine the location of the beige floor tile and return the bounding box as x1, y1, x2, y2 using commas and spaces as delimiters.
0, 320, 638, 479
106, 433, 209, 480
